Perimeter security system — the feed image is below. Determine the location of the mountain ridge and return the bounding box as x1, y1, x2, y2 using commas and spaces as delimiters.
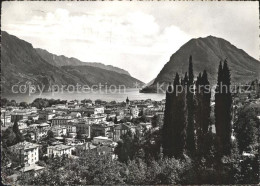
35, 48, 131, 76
149, 35, 259, 88
1, 31, 144, 94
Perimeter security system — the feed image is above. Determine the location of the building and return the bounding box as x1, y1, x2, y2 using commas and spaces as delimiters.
112, 123, 137, 141
1, 111, 11, 126
74, 142, 96, 156
139, 122, 152, 132
27, 113, 39, 122
28, 123, 50, 141
38, 111, 55, 121
18, 121, 29, 133
66, 122, 77, 133
155, 111, 164, 128
67, 100, 79, 108
91, 123, 111, 138
50, 116, 72, 126
104, 108, 112, 114
130, 106, 139, 118
9, 141, 41, 166
54, 104, 67, 109
76, 122, 91, 137
47, 144, 73, 157
68, 111, 81, 118
50, 125, 67, 137
88, 114, 107, 124
11, 110, 29, 122
93, 136, 113, 145
84, 106, 104, 115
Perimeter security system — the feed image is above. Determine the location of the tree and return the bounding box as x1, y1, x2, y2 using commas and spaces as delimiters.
151, 115, 159, 128
10, 100, 17, 107
221, 60, 232, 155
76, 131, 82, 140
163, 73, 186, 158
138, 110, 144, 117
2, 127, 17, 147
195, 70, 211, 157
114, 116, 118, 124
162, 83, 174, 157
19, 102, 29, 108
215, 60, 232, 156
186, 56, 196, 156
47, 130, 54, 139
142, 129, 162, 160
172, 74, 187, 158
31, 98, 49, 109
12, 119, 24, 143
125, 159, 147, 184
215, 60, 233, 156
0, 98, 9, 107
114, 131, 142, 163
233, 104, 259, 154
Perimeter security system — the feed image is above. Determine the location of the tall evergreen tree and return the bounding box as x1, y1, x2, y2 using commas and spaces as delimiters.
195, 73, 203, 156
162, 83, 173, 156
215, 60, 232, 156
12, 118, 24, 144
215, 61, 223, 156
201, 70, 211, 135
195, 70, 212, 157
162, 73, 187, 158
171, 73, 187, 158
221, 60, 232, 155
215, 61, 222, 154
186, 56, 196, 156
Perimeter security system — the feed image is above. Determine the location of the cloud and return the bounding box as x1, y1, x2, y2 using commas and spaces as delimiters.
2, 1, 259, 83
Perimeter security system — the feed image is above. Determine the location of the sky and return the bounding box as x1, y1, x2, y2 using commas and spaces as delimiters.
2, 1, 259, 83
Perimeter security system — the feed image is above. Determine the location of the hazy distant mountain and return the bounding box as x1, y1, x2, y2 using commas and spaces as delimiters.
142, 36, 260, 92
1, 31, 144, 93
61, 66, 142, 88
36, 48, 131, 76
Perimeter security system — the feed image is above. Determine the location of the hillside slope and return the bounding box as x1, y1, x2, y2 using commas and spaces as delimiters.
36, 48, 131, 76
146, 36, 260, 91
1, 31, 143, 94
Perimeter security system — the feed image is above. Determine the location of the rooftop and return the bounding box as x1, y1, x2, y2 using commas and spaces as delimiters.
10, 141, 40, 150
47, 144, 72, 151
20, 164, 45, 172
94, 136, 110, 140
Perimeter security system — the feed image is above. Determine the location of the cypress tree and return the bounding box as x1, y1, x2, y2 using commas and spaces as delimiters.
215, 60, 232, 156
201, 70, 211, 135
197, 70, 212, 157
13, 118, 24, 143
221, 60, 232, 155
163, 73, 186, 158
171, 73, 186, 158
162, 83, 173, 156
186, 56, 196, 156
195, 73, 203, 156
215, 61, 223, 156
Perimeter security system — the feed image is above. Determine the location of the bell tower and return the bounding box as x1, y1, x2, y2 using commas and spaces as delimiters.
126, 96, 130, 107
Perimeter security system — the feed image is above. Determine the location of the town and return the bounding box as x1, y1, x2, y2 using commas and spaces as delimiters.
1, 77, 259, 184
1, 96, 165, 181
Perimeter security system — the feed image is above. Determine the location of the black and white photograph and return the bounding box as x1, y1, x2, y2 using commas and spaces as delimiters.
1, 0, 259, 185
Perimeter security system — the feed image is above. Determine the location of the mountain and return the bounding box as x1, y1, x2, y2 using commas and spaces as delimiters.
61, 66, 141, 88
1, 31, 144, 94
145, 78, 155, 87
142, 36, 260, 92
35, 48, 131, 76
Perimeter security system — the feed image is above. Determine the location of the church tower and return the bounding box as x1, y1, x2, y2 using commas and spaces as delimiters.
126, 96, 130, 107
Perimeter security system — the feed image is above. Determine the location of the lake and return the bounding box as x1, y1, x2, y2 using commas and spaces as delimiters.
2, 88, 166, 103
